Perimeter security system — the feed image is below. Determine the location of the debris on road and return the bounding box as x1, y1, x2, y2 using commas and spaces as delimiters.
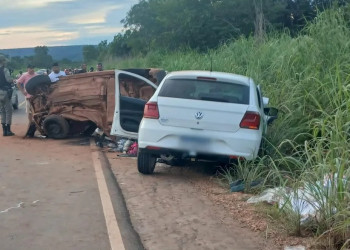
123, 139, 133, 152
230, 179, 262, 192
247, 187, 285, 204
248, 187, 319, 224
127, 142, 138, 156
247, 181, 336, 226
115, 139, 127, 152
106, 137, 138, 156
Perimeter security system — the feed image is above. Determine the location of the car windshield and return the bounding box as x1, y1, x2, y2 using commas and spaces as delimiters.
158, 78, 249, 104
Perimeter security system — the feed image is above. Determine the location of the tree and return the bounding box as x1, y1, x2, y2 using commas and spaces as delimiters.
101, 0, 347, 56
109, 33, 131, 57
120, 0, 293, 52
96, 40, 110, 61
33, 46, 53, 68
82, 45, 98, 62
8, 56, 24, 70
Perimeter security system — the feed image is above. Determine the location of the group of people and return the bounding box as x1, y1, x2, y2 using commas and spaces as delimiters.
63, 62, 103, 75
0, 56, 105, 137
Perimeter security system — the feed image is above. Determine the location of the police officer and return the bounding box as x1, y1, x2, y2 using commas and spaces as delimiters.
0, 55, 15, 136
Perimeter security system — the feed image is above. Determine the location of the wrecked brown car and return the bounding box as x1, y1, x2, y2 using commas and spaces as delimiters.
25, 69, 165, 139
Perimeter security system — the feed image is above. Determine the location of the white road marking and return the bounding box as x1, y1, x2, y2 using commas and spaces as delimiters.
19, 100, 26, 107
0, 202, 24, 214
0, 200, 39, 214
34, 162, 50, 165
90, 139, 125, 250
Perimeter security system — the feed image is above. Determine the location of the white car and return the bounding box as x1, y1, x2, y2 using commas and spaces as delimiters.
111, 70, 278, 174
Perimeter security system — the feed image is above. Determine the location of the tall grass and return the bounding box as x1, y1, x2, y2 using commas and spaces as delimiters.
107, 7, 350, 248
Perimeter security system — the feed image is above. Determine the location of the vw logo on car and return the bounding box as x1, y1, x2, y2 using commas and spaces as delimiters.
195, 111, 204, 120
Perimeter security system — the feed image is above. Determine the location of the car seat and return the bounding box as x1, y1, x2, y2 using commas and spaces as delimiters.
139, 86, 154, 101
120, 82, 129, 96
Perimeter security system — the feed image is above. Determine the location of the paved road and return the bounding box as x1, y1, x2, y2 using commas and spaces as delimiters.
0, 98, 142, 250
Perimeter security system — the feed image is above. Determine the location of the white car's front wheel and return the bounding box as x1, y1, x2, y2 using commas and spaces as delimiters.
137, 150, 156, 174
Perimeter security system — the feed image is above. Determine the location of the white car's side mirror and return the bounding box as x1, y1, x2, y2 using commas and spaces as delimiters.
263, 97, 269, 107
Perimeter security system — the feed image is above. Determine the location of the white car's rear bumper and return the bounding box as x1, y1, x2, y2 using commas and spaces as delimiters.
138, 119, 262, 160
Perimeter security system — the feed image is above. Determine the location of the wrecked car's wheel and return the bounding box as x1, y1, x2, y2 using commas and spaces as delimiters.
25, 75, 51, 95
137, 150, 156, 174
43, 115, 70, 139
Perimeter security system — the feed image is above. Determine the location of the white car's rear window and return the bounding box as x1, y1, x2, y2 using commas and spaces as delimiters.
158, 79, 249, 104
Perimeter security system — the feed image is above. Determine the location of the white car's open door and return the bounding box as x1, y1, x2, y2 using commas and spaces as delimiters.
111, 70, 157, 139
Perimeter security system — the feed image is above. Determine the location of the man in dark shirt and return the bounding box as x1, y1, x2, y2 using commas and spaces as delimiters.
75, 63, 87, 74
0, 55, 15, 136
97, 62, 103, 71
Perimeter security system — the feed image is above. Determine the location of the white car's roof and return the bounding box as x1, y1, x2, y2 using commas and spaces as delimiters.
166, 71, 252, 86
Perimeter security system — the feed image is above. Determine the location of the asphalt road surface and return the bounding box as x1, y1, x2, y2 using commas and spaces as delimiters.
0, 95, 142, 250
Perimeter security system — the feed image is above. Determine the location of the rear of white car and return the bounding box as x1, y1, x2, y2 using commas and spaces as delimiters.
137, 71, 266, 174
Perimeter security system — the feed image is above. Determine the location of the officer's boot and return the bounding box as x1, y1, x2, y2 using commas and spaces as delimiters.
6, 124, 14, 136
2, 123, 7, 136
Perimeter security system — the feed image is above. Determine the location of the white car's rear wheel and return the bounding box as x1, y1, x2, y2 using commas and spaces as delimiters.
137, 151, 156, 174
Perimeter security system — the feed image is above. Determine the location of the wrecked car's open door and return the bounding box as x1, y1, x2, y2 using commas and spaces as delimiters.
111, 70, 157, 139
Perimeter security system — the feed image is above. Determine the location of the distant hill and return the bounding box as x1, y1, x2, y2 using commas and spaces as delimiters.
0, 45, 87, 62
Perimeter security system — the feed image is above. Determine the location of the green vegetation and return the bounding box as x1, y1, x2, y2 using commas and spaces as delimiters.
91, 0, 348, 58
107, 6, 350, 248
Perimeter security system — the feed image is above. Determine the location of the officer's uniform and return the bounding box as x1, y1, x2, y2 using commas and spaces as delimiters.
0, 64, 14, 136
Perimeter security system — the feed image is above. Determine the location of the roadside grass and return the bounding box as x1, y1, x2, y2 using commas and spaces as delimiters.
106, 7, 350, 249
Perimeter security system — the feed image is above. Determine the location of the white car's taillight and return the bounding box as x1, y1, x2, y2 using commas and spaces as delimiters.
144, 102, 159, 119
240, 111, 260, 130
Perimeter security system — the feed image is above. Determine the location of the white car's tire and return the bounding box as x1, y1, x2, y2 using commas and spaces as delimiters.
137, 150, 156, 174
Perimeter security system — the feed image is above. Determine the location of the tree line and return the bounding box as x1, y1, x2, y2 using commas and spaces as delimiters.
6, 46, 75, 71
83, 0, 349, 62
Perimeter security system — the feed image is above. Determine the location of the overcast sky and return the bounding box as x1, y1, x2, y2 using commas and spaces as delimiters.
0, 0, 137, 49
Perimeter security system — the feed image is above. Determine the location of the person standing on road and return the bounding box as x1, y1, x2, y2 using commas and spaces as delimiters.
0, 55, 15, 136
16, 64, 37, 124
49, 62, 66, 82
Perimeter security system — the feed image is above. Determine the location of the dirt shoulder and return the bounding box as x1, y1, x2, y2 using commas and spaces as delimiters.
106, 154, 276, 250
